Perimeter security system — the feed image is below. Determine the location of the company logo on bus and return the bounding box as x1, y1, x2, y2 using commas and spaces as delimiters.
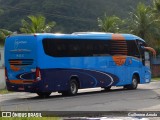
14, 39, 28, 49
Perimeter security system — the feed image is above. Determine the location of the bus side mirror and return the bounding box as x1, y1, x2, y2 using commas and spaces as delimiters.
144, 47, 156, 58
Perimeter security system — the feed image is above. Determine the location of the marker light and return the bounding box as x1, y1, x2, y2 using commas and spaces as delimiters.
35, 68, 41, 81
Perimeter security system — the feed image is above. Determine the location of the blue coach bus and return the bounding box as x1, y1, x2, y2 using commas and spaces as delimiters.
4, 32, 156, 97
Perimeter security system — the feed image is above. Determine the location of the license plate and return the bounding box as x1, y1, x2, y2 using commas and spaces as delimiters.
18, 87, 24, 90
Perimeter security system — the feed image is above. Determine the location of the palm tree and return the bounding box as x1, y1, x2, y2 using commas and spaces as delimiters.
153, 0, 160, 13
126, 3, 160, 47
20, 15, 56, 33
0, 29, 12, 45
97, 14, 123, 33
151, 0, 160, 54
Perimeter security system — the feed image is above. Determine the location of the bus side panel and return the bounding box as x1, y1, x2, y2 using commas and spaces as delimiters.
109, 56, 143, 86
40, 68, 119, 91
140, 66, 151, 84
37, 54, 120, 91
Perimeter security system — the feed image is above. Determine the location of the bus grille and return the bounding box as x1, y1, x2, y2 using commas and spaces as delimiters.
9, 59, 34, 66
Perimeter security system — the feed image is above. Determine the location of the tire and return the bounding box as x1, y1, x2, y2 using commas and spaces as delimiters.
37, 92, 51, 98
67, 79, 78, 96
124, 75, 138, 90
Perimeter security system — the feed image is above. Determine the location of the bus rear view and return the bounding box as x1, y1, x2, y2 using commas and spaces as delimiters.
5, 35, 39, 92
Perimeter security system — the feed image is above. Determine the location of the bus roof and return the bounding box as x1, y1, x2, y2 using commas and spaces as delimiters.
9, 32, 145, 42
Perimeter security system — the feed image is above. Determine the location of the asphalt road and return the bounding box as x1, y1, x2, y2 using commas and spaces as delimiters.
1, 81, 160, 113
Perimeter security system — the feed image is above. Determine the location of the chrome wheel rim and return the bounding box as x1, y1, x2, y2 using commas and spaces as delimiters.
132, 78, 137, 88
71, 82, 77, 94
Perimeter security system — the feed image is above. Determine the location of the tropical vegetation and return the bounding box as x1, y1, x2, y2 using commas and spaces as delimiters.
0, 0, 149, 33
126, 2, 160, 47
0, 29, 12, 45
97, 15, 123, 33
98, 1, 160, 51
20, 15, 56, 33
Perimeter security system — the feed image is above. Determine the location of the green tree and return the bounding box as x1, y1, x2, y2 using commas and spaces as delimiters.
0, 29, 12, 45
152, 0, 160, 54
20, 15, 56, 33
97, 14, 123, 33
126, 2, 160, 47
153, 0, 160, 13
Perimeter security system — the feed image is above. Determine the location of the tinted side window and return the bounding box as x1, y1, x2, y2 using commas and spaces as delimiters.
136, 40, 146, 56
42, 39, 110, 57
136, 40, 147, 65
127, 40, 141, 58
110, 40, 128, 56
43, 39, 142, 58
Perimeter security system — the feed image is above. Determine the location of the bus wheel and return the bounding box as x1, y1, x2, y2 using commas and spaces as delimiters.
67, 79, 78, 96
103, 86, 111, 91
37, 92, 51, 98
124, 75, 138, 90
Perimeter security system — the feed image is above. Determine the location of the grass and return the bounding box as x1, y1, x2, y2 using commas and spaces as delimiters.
152, 77, 160, 81
0, 88, 12, 94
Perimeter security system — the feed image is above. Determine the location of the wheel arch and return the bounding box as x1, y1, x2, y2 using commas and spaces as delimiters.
70, 75, 80, 89
132, 72, 140, 83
